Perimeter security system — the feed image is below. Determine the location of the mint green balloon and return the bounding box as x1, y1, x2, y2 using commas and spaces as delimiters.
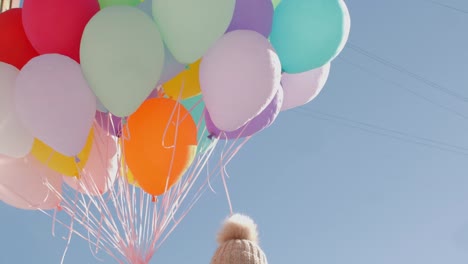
80, 6, 165, 117
270, 0, 350, 73
152, 0, 235, 64
98, 0, 141, 8
181, 95, 213, 153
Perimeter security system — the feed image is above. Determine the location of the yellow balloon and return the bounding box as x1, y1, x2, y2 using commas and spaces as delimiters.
126, 170, 139, 187
119, 143, 139, 187
162, 60, 201, 100
31, 128, 94, 177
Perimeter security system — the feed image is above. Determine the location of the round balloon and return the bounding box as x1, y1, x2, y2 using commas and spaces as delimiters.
63, 125, 118, 195
162, 60, 202, 100
80, 6, 165, 117
157, 46, 186, 87
199, 30, 281, 132
137, 0, 184, 86
270, 0, 350, 73
31, 128, 94, 177
22, 0, 100, 62
123, 98, 198, 196
153, 0, 235, 64
205, 88, 283, 139
0, 62, 33, 158
0, 9, 38, 69
226, 0, 273, 38
0, 154, 62, 210
15, 54, 97, 156
281, 63, 330, 111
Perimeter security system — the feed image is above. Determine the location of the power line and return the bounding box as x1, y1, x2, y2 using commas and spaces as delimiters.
292, 108, 468, 156
336, 56, 468, 120
346, 43, 468, 104
425, 0, 468, 14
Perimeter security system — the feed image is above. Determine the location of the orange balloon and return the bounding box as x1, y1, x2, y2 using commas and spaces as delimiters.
123, 98, 198, 196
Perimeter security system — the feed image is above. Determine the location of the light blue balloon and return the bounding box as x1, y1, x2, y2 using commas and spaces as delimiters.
181, 95, 213, 153
137, 0, 153, 17
270, 0, 350, 73
137, 0, 185, 85
158, 45, 186, 85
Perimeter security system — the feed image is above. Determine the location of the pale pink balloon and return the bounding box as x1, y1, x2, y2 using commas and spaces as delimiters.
0, 154, 63, 210
0, 62, 34, 158
199, 30, 281, 132
63, 124, 118, 196
15, 54, 97, 156
280, 63, 330, 111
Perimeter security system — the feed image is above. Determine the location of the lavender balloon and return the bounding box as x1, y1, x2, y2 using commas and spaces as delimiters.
226, 0, 274, 37
205, 88, 283, 139
95, 111, 123, 137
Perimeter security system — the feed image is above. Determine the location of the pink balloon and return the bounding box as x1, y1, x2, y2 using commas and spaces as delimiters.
280, 63, 330, 111
15, 54, 97, 156
63, 124, 118, 196
0, 154, 63, 210
22, 0, 100, 62
200, 30, 281, 131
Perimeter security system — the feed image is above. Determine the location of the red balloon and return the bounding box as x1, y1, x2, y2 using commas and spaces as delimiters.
22, 0, 100, 62
0, 9, 38, 69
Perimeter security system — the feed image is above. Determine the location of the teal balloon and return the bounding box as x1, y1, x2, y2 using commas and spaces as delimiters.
80, 6, 165, 117
152, 0, 235, 64
181, 95, 213, 153
270, 0, 350, 73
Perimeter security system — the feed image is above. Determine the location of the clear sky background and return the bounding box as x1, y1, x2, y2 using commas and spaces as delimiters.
2, 0, 468, 263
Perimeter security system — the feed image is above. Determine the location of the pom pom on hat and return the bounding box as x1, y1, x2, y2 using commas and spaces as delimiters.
217, 214, 259, 244
211, 213, 268, 264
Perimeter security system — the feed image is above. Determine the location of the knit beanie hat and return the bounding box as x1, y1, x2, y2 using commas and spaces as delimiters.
211, 214, 268, 264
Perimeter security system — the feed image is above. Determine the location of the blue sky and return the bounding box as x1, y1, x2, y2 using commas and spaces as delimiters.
2, 0, 468, 263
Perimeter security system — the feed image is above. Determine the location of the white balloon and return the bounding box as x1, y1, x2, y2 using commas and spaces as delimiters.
281, 63, 330, 111
0, 62, 33, 158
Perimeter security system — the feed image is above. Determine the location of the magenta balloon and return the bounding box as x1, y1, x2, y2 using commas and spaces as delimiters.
22, 0, 100, 62
95, 111, 123, 137
226, 0, 273, 37
63, 125, 118, 196
205, 88, 283, 139
0, 154, 62, 210
15, 54, 97, 156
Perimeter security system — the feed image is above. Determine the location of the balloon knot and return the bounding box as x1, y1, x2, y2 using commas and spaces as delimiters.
57, 204, 63, 211
152, 196, 157, 203
74, 156, 81, 163
122, 117, 128, 125
184, 64, 190, 70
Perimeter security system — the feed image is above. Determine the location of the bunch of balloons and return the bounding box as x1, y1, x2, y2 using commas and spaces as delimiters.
0, 0, 350, 218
